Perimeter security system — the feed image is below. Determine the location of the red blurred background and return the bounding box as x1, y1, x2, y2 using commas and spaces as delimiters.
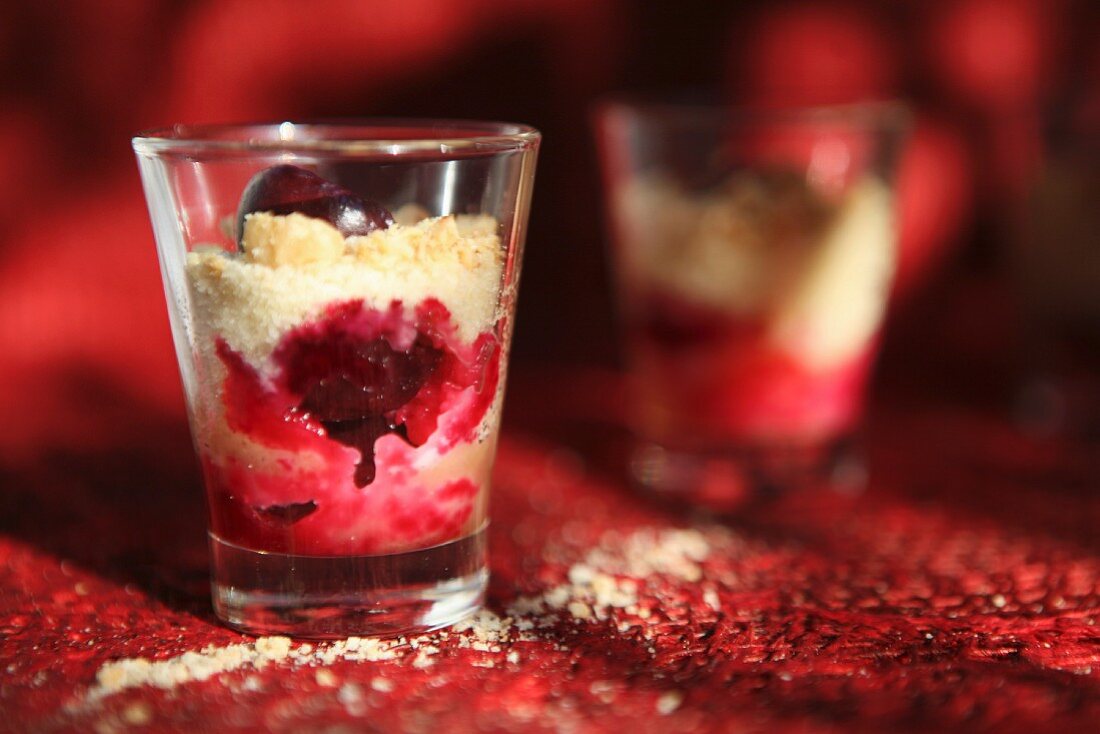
1, 0, 1098, 461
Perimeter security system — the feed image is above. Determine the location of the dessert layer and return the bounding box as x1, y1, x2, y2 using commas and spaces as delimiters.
187, 214, 504, 378
615, 172, 894, 370
181, 206, 508, 555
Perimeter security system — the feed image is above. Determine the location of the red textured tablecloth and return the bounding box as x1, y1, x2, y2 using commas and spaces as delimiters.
1, 370, 1099, 733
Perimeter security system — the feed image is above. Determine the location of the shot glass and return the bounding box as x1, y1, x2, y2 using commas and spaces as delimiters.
133, 121, 539, 637
594, 101, 906, 509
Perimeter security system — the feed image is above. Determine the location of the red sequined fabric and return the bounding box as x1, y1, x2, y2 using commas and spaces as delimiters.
1, 371, 1098, 733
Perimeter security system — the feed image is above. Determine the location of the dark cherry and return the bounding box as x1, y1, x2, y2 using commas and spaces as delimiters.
294, 336, 441, 419
282, 328, 443, 488
255, 500, 318, 525
236, 164, 394, 244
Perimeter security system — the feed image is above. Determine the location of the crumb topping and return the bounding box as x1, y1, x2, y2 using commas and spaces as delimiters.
348, 215, 501, 275
186, 213, 505, 375
242, 212, 345, 267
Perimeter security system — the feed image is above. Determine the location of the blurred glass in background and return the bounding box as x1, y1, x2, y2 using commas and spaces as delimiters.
595, 99, 907, 508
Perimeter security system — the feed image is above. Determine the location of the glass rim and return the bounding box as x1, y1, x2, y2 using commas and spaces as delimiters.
132, 118, 541, 158
594, 96, 912, 130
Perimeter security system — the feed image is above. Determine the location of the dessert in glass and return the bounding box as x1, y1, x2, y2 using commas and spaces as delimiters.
595, 102, 906, 509
133, 121, 539, 637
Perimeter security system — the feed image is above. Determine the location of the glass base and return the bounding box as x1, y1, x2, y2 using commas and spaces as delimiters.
630, 437, 865, 513
209, 526, 487, 639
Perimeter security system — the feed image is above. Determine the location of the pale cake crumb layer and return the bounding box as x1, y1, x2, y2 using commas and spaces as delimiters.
616, 173, 894, 370
242, 212, 346, 267
186, 214, 504, 377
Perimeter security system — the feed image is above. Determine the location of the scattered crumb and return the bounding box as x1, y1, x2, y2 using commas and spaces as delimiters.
589, 680, 617, 703
656, 690, 683, 715
504, 527, 716, 629
452, 610, 525, 645
568, 564, 597, 585
121, 702, 152, 726
338, 682, 363, 702
88, 636, 294, 701
543, 587, 571, 610
586, 529, 712, 583
508, 595, 546, 616
506, 703, 539, 723
338, 682, 366, 716
78, 526, 719, 713
312, 636, 399, 666
567, 601, 593, 620
93, 719, 119, 734
254, 636, 292, 661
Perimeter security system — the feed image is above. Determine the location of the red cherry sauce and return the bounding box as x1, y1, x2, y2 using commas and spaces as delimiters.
631, 290, 873, 445
202, 298, 500, 555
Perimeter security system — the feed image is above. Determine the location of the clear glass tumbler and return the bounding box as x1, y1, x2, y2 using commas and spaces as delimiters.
133, 121, 539, 637
594, 101, 906, 510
